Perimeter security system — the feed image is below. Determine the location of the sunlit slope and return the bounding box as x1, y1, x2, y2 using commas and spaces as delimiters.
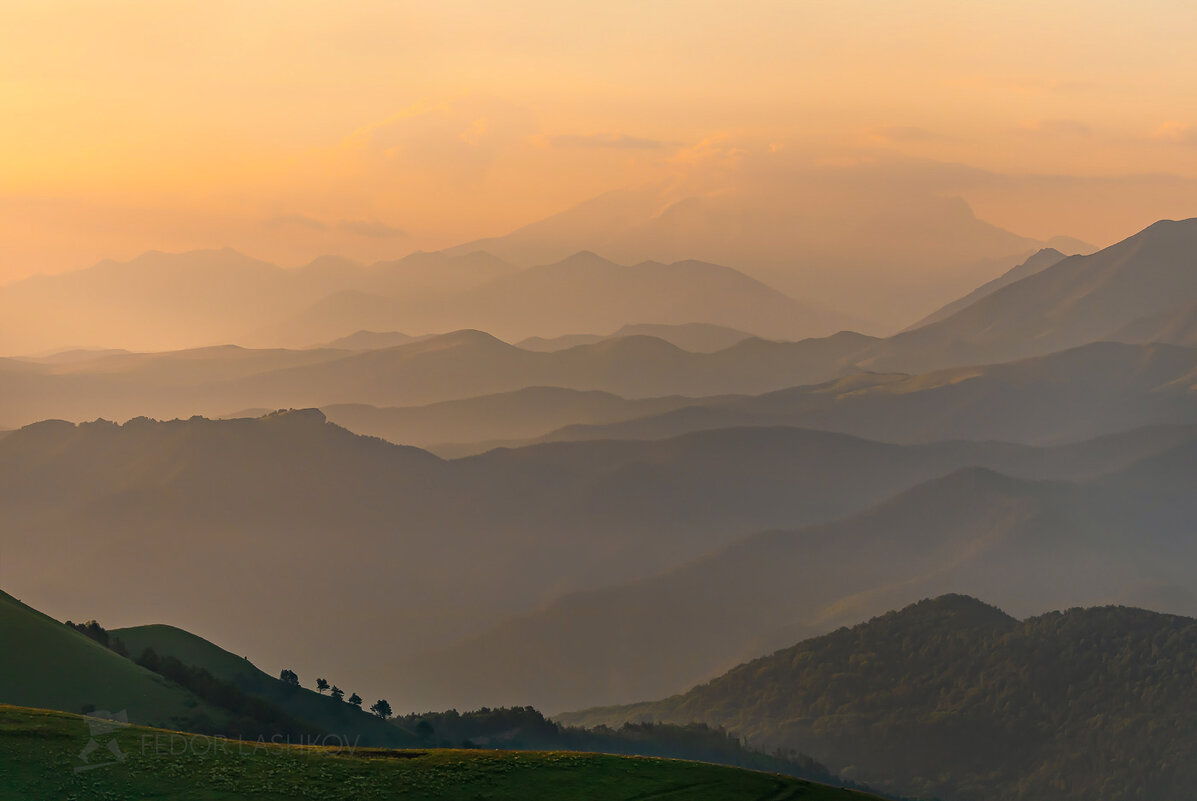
875, 217, 1197, 370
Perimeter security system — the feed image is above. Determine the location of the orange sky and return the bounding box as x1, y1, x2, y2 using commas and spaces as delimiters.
2, 0, 1197, 281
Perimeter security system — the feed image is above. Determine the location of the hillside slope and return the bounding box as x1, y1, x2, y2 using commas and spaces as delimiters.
0, 590, 217, 728
905, 247, 1068, 329
559, 596, 1197, 801
874, 217, 1197, 371
112, 624, 407, 747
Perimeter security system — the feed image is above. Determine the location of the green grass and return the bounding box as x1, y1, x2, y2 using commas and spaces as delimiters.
114, 625, 264, 686
0, 591, 223, 728
0, 705, 879, 801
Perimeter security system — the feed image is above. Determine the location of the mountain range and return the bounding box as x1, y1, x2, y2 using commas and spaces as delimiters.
0, 249, 517, 354
518, 341, 1197, 449
398, 432, 1197, 711
0, 329, 879, 428
3, 407, 1196, 711
443, 172, 1091, 329
0, 217, 1193, 432
319, 387, 724, 456
0, 248, 843, 354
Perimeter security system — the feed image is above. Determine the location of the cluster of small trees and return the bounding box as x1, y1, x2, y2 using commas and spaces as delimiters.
278, 669, 390, 719
66, 619, 129, 657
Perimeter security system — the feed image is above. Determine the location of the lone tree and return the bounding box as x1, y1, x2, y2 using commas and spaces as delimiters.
348, 693, 363, 708
330, 685, 344, 702
279, 669, 300, 687
370, 699, 393, 720
316, 678, 330, 694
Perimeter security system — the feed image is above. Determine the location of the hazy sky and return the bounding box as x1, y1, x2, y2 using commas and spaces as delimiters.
2, 0, 1197, 281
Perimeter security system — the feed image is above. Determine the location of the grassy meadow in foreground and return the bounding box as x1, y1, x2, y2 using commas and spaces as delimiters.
0, 706, 876, 801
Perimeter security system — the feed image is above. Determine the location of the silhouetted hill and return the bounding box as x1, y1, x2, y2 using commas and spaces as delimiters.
560, 596, 1197, 801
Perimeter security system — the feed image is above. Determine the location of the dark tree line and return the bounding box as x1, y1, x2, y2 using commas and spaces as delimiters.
66, 619, 128, 657
276, 669, 379, 716
137, 648, 322, 741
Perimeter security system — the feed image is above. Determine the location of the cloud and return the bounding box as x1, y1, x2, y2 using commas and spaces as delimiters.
336, 219, 408, 239
343, 97, 537, 185
871, 126, 945, 144
262, 215, 407, 239
1046, 79, 1095, 94
263, 213, 328, 231
1152, 121, 1197, 146
1018, 118, 1093, 137
667, 135, 746, 168
544, 133, 674, 150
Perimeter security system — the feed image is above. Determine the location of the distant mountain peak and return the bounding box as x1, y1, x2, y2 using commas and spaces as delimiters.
837, 595, 1021, 643
553, 250, 614, 269
904, 593, 1014, 618
260, 408, 328, 426
391, 328, 515, 356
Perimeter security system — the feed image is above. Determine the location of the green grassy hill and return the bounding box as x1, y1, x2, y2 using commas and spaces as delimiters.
0, 590, 223, 729
113, 623, 408, 747
115, 624, 262, 684
0, 705, 881, 801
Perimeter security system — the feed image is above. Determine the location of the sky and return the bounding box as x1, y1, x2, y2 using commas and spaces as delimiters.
2, 0, 1197, 282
